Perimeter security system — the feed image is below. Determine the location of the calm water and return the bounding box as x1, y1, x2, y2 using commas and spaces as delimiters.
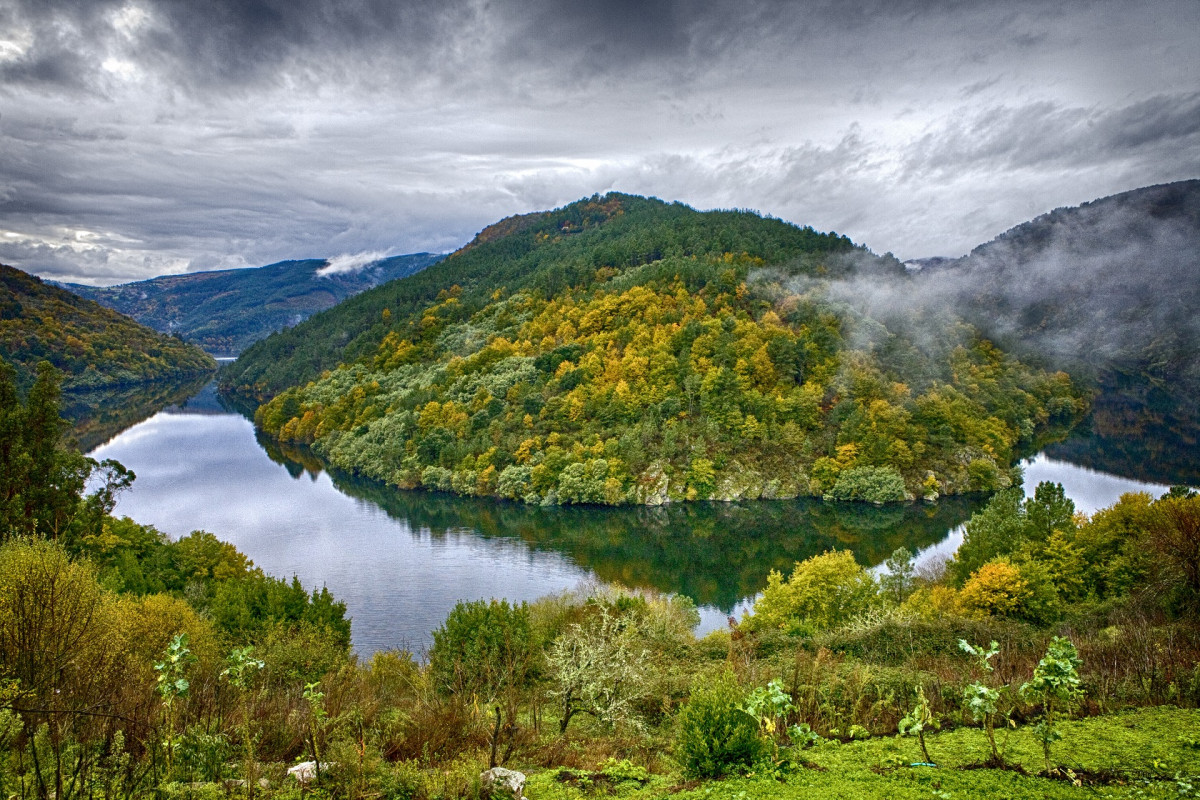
85, 381, 1179, 655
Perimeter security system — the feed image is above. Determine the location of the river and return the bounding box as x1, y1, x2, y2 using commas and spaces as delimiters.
83, 380, 1178, 656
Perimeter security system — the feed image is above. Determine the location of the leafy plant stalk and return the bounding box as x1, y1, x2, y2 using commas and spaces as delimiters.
1020, 636, 1084, 773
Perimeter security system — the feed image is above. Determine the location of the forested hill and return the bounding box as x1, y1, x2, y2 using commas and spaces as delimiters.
231, 193, 1083, 506
926, 179, 1200, 386
221, 194, 857, 399
65, 252, 442, 355
0, 263, 215, 390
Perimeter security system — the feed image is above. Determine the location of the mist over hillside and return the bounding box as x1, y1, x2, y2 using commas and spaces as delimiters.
932, 180, 1199, 383
812, 180, 1198, 383
813, 180, 1200, 480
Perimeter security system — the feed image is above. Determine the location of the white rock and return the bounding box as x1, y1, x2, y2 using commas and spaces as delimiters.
480, 766, 527, 800
287, 761, 333, 784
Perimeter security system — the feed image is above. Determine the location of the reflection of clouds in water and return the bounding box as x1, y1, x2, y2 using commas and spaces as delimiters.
1021, 453, 1171, 515
696, 598, 756, 638
91, 415, 177, 449
907, 453, 1173, 575
91, 401, 1176, 654
90, 408, 590, 656
911, 525, 965, 575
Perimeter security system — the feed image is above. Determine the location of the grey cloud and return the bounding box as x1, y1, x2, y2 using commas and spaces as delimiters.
904, 93, 1200, 178
1, 0, 468, 95
0, 0, 1086, 97
0, 0, 1195, 283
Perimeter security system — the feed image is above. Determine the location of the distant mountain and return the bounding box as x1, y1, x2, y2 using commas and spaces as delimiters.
0, 263, 215, 391
64, 253, 443, 355
924, 179, 1200, 386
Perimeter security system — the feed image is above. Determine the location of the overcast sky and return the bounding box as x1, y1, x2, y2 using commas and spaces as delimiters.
2, 0, 1197, 285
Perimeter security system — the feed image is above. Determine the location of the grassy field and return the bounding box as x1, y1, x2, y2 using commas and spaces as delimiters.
525, 707, 1200, 799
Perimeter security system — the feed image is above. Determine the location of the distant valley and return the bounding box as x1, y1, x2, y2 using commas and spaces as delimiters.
63, 252, 443, 355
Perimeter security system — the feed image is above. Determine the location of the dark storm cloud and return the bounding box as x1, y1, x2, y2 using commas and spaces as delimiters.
0, 0, 1196, 282
0, 0, 1049, 95
0, 0, 470, 93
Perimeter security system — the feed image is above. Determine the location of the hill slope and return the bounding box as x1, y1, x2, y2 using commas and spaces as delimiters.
66, 252, 442, 355
927, 179, 1200, 385
905, 180, 1200, 482
0, 264, 215, 390
220, 195, 859, 399
233, 193, 1082, 506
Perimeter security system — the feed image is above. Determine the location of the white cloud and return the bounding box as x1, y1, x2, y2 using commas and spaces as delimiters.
316, 250, 390, 277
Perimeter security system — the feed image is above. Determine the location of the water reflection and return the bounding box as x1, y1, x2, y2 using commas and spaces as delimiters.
1042, 373, 1200, 486
88, 381, 984, 654
309, 466, 985, 613
62, 372, 214, 451
82, 377, 1194, 656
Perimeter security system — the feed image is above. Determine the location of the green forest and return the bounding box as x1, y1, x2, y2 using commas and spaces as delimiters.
2, 356, 1199, 799
0, 265, 215, 391
232, 195, 1084, 506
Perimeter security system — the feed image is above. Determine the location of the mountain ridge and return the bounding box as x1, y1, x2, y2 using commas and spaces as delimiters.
64, 252, 443, 355
232, 192, 1082, 506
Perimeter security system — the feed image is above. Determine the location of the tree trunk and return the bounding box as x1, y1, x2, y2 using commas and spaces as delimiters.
489, 705, 502, 769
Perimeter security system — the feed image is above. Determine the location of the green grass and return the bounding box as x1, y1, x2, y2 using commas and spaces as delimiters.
523, 707, 1200, 799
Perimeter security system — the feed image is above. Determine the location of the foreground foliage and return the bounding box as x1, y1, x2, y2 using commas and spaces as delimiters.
0, 361, 1196, 799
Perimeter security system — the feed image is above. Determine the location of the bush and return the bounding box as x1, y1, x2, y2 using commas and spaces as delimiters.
827, 466, 908, 504
676, 669, 764, 778
428, 599, 537, 700
378, 760, 426, 800
958, 558, 1033, 620
744, 550, 879, 635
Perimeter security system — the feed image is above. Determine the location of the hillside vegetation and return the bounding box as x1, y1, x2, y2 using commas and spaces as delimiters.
0, 264, 215, 391
234, 194, 1083, 505
66, 253, 442, 355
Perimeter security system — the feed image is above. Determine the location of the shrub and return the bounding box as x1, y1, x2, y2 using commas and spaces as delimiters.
897, 685, 938, 764
556, 459, 609, 504
827, 466, 908, 504
428, 599, 536, 700
547, 604, 647, 734
1021, 636, 1084, 773
957, 558, 1032, 620
745, 550, 879, 635
377, 760, 426, 800
676, 669, 764, 778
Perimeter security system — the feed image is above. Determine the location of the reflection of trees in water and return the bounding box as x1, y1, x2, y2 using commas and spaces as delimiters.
255, 435, 982, 611
256, 434, 327, 480
1043, 372, 1200, 486
65, 374, 214, 452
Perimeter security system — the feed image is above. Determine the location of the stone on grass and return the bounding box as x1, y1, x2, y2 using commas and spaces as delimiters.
480, 766, 527, 800
288, 761, 333, 784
